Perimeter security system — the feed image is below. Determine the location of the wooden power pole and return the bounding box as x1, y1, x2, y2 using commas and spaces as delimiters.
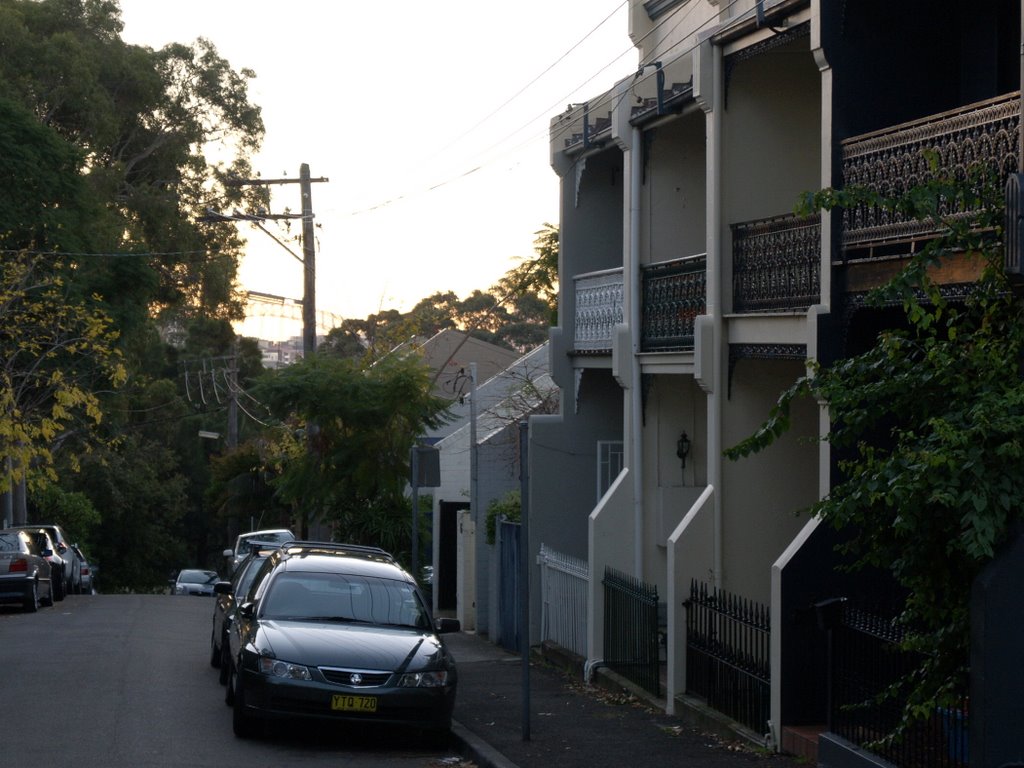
223, 164, 328, 358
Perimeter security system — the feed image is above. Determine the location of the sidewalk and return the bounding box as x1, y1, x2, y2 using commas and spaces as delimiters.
445, 631, 808, 768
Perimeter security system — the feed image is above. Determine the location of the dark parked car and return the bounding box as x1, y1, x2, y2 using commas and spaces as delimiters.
11, 524, 80, 596
172, 569, 220, 596
0, 529, 55, 612
210, 541, 283, 683
223, 541, 460, 740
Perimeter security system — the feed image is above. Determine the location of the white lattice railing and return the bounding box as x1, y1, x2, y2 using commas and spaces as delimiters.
573, 268, 623, 353
538, 544, 589, 658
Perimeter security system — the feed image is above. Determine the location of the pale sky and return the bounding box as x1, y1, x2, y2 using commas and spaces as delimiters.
117, 0, 637, 340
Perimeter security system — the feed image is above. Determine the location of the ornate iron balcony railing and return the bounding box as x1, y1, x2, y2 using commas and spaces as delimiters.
573, 268, 623, 353
732, 214, 821, 313
641, 254, 706, 351
841, 91, 1021, 251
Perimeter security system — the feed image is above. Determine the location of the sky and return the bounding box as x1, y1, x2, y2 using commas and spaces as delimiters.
117, 0, 639, 340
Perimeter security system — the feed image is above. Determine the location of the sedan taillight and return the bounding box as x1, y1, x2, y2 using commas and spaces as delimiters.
8, 558, 28, 573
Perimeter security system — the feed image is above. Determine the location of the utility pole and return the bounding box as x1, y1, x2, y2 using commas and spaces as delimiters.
221, 164, 328, 358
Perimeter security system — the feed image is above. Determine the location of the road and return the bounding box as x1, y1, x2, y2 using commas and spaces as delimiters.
0, 593, 465, 767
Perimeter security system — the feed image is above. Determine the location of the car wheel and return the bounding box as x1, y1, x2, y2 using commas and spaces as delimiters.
224, 662, 235, 706
218, 640, 230, 685
23, 580, 39, 613
52, 570, 65, 602
231, 668, 258, 738
420, 727, 451, 750
41, 580, 54, 607
210, 630, 221, 669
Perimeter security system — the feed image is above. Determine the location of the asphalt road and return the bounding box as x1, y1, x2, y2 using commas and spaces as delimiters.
0, 593, 466, 767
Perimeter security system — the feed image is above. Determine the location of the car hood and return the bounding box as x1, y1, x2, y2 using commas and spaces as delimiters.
255, 620, 451, 673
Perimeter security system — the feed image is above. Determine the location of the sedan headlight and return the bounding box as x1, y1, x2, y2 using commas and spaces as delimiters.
398, 670, 450, 688
258, 656, 312, 680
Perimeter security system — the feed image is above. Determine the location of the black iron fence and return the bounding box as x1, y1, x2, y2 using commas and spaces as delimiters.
827, 602, 969, 768
684, 580, 770, 735
603, 566, 660, 697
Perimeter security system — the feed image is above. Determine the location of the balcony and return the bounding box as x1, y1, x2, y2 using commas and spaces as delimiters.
641, 255, 706, 351
732, 214, 821, 313
573, 268, 624, 353
841, 92, 1020, 256
572, 255, 707, 354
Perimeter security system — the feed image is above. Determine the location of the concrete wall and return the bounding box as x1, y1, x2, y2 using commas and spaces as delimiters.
720, 358, 818, 604
642, 110, 707, 264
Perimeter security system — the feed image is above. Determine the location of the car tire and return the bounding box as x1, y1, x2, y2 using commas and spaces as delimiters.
210, 631, 221, 669
225, 662, 235, 706
23, 580, 39, 613
231, 669, 258, 739
420, 727, 451, 750
52, 569, 65, 602
41, 581, 54, 607
218, 640, 230, 685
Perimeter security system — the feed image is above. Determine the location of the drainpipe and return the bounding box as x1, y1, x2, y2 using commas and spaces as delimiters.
708, 43, 724, 589
630, 125, 644, 578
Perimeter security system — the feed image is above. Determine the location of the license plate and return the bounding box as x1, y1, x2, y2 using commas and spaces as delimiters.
331, 694, 377, 712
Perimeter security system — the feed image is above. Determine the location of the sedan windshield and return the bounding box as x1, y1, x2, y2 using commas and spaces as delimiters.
262, 572, 429, 629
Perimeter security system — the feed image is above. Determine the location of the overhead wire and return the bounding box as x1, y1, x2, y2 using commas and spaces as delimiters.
342, 0, 739, 218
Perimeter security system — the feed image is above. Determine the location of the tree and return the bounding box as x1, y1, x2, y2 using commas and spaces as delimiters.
254, 352, 450, 562
725, 164, 1022, 735
1, 254, 127, 497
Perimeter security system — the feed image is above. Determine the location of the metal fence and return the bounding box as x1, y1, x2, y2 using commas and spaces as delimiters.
497, 520, 521, 653
538, 544, 588, 658
603, 566, 660, 697
684, 580, 770, 735
829, 603, 969, 768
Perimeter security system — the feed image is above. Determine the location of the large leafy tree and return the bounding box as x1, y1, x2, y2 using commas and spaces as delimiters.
255, 353, 449, 562
726, 166, 1022, 733
1, 0, 267, 586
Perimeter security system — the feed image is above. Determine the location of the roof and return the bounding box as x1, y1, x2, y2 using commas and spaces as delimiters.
417, 329, 521, 400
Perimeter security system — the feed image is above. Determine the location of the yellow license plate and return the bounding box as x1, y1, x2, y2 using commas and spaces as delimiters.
331, 694, 377, 712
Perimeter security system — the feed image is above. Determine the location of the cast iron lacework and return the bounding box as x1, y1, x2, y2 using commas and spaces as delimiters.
728, 344, 807, 399
839, 284, 975, 356
641, 255, 707, 351
731, 214, 821, 313
573, 268, 623, 353
841, 92, 1020, 252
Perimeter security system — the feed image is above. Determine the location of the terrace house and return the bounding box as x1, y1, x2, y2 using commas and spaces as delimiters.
528, 0, 1020, 760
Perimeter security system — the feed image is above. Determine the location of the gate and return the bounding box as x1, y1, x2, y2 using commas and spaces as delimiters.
685, 580, 770, 735
603, 566, 660, 696
497, 520, 521, 652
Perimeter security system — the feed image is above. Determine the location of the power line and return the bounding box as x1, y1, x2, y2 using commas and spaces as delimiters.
340, 0, 736, 218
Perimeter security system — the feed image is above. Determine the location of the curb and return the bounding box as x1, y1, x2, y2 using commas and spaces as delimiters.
452, 719, 520, 768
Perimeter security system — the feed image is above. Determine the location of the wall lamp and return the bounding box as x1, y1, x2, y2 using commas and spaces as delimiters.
676, 431, 691, 470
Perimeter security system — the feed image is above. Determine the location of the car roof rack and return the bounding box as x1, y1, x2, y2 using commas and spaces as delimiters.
281, 540, 396, 561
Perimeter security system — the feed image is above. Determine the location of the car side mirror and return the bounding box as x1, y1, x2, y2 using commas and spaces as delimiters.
213, 581, 233, 596
42, 548, 53, 558
435, 617, 460, 634
238, 602, 256, 620
223, 549, 234, 558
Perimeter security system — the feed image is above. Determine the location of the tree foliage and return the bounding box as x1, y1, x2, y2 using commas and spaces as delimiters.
254, 353, 450, 562
725, 162, 1022, 731
1, 254, 127, 492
